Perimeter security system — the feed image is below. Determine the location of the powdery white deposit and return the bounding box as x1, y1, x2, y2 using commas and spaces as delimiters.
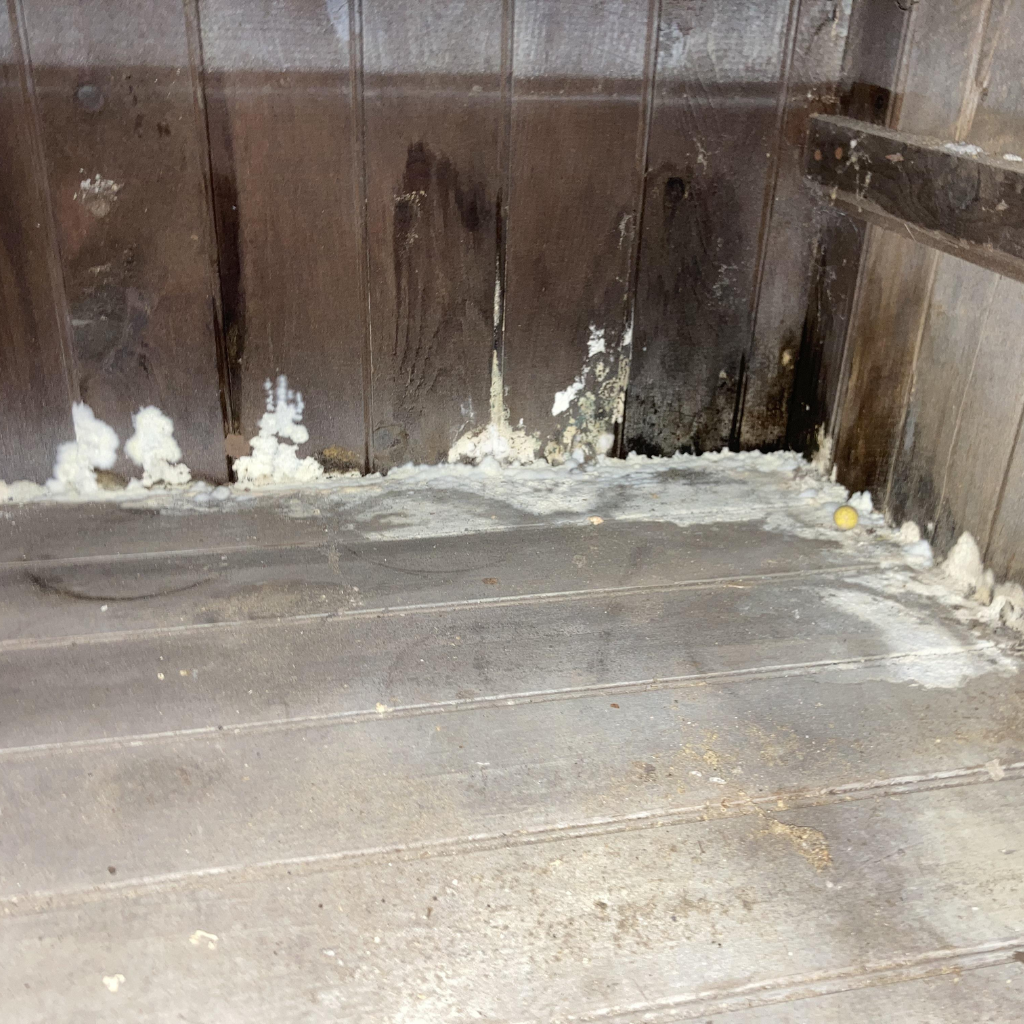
3, 398, 1023, 658
233, 376, 324, 487
125, 406, 191, 488
447, 352, 539, 465
47, 403, 119, 495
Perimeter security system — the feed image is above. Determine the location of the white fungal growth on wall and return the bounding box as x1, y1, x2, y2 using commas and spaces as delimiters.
47, 402, 119, 494
125, 406, 191, 487
546, 321, 631, 462
75, 175, 122, 218
233, 376, 325, 486
447, 352, 539, 465
551, 377, 586, 417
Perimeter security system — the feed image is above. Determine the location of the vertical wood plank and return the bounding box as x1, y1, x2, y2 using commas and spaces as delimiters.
833, 0, 991, 499
931, 274, 1024, 554
18, 0, 227, 481
886, 256, 999, 530
785, 0, 910, 455
741, 0, 853, 450
972, 0, 1024, 581
503, 0, 652, 462
199, 0, 367, 472
833, 227, 936, 495
0, 1, 74, 483
625, 0, 791, 457
361, 0, 505, 471
875, 0, 1024, 555
986, 415, 1024, 584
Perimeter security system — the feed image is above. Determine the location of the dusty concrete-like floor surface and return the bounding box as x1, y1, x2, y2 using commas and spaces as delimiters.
1, 479, 1022, 1022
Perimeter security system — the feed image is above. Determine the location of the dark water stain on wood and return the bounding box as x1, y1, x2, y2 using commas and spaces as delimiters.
627, 168, 746, 456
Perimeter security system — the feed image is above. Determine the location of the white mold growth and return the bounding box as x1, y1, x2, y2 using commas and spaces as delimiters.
47, 402, 120, 494
125, 406, 191, 488
546, 321, 631, 463
551, 377, 586, 417
233, 376, 325, 486
447, 352, 539, 465
75, 175, 122, 218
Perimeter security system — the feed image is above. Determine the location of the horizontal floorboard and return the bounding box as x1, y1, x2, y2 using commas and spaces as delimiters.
0, 569, 1004, 749
0, 520, 855, 643
2, 782, 1022, 1021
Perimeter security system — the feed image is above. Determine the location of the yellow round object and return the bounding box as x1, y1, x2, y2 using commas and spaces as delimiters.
833, 505, 859, 530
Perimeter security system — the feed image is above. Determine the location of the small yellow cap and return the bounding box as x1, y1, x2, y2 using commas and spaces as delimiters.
833, 505, 859, 530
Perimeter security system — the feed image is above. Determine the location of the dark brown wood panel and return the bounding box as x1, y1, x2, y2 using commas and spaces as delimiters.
784, 209, 865, 454
18, 0, 227, 482
868, 0, 1024, 552
625, 0, 791, 457
0, 2, 74, 483
200, 0, 367, 472
362, 0, 505, 471
833, 226, 936, 497
785, 0, 910, 456
833, 0, 993, 502
741, 0, 852, 450
503, 0, 652, 462
807, 114, 1024, 269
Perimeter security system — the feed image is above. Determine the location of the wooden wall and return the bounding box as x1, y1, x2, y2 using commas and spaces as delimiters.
2, 0, 889, 484
834, 0, 1024, 585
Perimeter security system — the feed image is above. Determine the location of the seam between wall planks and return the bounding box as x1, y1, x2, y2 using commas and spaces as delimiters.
879, 245, 939, 513
5, 0, 78, 409
495, 0, 515, 381
182, 0, 234, 464
828, 0, 917, 448
348, 0, 374, 473
737, 0, 805, 449
616, 0, 661, 459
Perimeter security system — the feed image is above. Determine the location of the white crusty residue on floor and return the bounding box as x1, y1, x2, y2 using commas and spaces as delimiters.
124, 406, 191, 488
3, 408, 1023, 654
233, 376, 324, 487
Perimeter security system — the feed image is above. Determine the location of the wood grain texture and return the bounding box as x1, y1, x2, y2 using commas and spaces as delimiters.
833, 227, 936, 496
0, 2, 75, 483
807, 114, 1024, 266
502, 0, 651, 461
784, 210, 865, 453
833, 0, 993, 500
625, 0, 791, 456
785, 0, 909, 456
199, 0, 367, 472
886, 255, 998, 533
741, 0, 853, 450
362, 0, 504, 471
929, 272, 1024, 555
856, 0, 1024, 561
986, 412, 1024, 583
17, 0, 227, 482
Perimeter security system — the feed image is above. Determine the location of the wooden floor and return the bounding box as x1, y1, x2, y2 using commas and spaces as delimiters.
1, 491, 1022, 1022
